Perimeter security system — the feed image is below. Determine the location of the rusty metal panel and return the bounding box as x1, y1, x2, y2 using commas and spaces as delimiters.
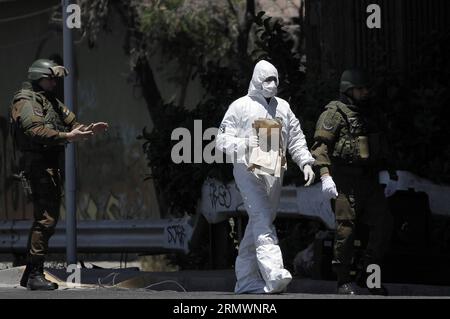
306, 0, 450, 75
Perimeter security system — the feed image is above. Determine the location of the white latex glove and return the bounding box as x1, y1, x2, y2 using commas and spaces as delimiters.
303, 164, 315, 187
384, 181, 397, 197
246, 135, 259, 149
321, 175, 338, 199
379, 171, 398, 198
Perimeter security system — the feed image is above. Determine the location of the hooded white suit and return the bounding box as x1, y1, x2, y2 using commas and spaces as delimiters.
216, 60, 315, 293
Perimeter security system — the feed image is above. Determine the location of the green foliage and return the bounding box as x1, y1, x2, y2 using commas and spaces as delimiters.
79, 0, 111, 47
139, 0, 240, 67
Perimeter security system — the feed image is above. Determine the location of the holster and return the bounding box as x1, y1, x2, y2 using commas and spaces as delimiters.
12, 171, 33, 201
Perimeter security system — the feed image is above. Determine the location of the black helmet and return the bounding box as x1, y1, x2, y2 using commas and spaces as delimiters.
28, 59, 68, 81
340, 69, 370, 93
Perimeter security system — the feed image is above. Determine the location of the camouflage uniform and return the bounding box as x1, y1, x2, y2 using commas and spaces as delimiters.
11, 81, 83, 257
9, 59, 85, 290
311, 97, 394, 286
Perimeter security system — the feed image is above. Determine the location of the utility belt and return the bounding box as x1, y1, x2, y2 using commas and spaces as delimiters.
332, 135, 370, 164
13, 167, 62, 201
13, 149, 62, 201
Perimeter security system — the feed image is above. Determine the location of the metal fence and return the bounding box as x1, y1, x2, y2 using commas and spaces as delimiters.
0, 218, 193, 254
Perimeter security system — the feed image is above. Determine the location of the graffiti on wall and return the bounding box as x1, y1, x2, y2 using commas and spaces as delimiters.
61, 192, 122, 220
0, 115, 32, 220
75, 127, 159, 220
163, 216, 193, 252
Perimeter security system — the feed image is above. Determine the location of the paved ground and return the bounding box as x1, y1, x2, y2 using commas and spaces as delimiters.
1, 267, 449, 299
1, 286, 439, 319
0, 286, 444, 299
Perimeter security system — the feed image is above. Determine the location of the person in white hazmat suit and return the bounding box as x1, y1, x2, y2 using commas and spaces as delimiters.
215, 60, 315, 294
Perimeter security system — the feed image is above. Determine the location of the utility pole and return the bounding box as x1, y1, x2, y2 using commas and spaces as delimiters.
62, 0, 77, 266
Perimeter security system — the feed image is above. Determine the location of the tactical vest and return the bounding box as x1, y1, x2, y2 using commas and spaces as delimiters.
327, 101, 371, 164
10, 88, 68, 153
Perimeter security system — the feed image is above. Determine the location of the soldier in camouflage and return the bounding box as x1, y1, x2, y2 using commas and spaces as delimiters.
311, 69, 395, 295
9, 59, 109, 290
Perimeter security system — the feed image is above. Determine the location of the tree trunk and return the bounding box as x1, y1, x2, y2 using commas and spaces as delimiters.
237, 0, 255, 59
113, 1, 169, 216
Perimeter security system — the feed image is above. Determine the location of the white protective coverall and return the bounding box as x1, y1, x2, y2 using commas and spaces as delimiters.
215, 60, 315, 293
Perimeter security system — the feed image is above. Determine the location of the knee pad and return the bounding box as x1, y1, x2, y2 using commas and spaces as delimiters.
336, 220, 355, 238
33, 222, 56, 237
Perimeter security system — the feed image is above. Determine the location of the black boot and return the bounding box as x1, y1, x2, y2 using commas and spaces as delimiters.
26, 258, 58, 291
333, 263, 356, 295
337, 282, 357, 295
20, 263, 33, 288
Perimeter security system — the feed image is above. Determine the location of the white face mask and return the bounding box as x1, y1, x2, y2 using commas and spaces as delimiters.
262, 80, 278, 98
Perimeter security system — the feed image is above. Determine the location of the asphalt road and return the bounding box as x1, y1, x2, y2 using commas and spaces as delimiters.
0, 286, 445, 299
